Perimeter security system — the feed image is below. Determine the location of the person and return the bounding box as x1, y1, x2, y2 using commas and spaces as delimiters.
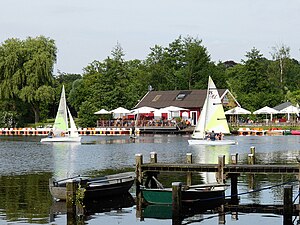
218, 132, 224, 140
48, 129, 54, 138
210, 130, 216, 141
205, 131, 210, 140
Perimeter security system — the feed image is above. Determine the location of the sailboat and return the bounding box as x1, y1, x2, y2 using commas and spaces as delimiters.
40, 86, 81, 143
188, 76, 236, 145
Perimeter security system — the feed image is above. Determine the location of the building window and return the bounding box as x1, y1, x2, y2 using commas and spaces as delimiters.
152, 95, 161, 102
176, 93, 186, 101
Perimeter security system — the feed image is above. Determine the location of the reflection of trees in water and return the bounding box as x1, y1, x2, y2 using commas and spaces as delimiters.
0, 173, 52, 223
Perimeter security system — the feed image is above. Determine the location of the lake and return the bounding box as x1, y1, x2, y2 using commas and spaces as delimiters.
0, 134, 300, 225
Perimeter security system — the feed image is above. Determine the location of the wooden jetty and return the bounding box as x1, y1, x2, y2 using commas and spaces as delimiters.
135, 148, 300, 225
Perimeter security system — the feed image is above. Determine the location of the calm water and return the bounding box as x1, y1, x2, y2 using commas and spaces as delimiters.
0, 134, 300, 224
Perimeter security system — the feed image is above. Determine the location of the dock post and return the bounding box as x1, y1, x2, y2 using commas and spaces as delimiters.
66, 181, 77, 224
135, 154, 143, 192
186, 153, 192, 186
250, 146, 256, 164
283, 185, 293, 225
248, 154, 254, 165
247, 153, 254, 190
218, 204, 226, 224
149, 152, 158, 187
229, 173, 239, 205
230, 153, 238, 164
172, 182, 182, 225
150, 152, 157, 163
217, 155, 225, 183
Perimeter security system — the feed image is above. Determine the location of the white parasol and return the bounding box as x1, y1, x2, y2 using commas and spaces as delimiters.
279, 105, 299, 121
253, 106, 279, 121
94, 109, 110, 115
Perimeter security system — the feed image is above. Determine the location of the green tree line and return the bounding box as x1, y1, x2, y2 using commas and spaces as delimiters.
1, 35, 300, 127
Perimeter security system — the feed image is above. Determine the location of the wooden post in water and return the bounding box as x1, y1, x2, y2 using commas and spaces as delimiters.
218, 204, 226, 224
217, 155, 225, 183
230, 153, 238, 164
250, 146, 256, 164
186, 153, 192, 186
172, 182, 182, 225
248, 154, 254, 165
229, 173, 239, 205
283, 185, 293, 225
229, 153, 239, 205
66, 181, 77, 225
149, 152, 158, 188
150, 151, 157, 163
135, 154, 143, 192
247, 153, 254, 190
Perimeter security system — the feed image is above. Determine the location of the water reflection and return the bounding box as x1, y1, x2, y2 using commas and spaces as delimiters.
50, 192, 135, 223
51, 142, 81, 179
0, 173, 52, 224
0, 135, 300, 224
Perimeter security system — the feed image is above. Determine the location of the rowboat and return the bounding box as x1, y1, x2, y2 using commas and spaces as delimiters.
141, 183, 227, 205
49, 172, 135, 200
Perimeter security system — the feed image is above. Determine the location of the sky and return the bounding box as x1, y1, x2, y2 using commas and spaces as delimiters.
1, 0, 300, 74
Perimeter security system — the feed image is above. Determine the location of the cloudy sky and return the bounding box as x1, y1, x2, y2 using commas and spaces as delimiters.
1, 0, 299, 74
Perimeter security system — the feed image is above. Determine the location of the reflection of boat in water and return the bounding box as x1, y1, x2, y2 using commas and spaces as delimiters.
50, 192, 135, 221
49, 172, 135, 200
190, 144, 230, 184
141, 198, 224, 220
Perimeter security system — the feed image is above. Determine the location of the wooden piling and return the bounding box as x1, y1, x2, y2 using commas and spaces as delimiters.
283, 185, 293, 225
229, 173, 239, 205
150, 152, 157, 163
149, 152, 159, 187
250, 146, 256, 164
230, 153, 238, 164
248, 154, 254, 165
135, 154, 143, 191
186, 153, 192, 186
218, 204, 226, 224
217, 155, 225, 183
172, 182, 182, 225
66, 181, 77, 224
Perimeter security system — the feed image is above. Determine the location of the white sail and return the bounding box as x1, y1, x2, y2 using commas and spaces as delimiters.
53, 85, 69, 136
67, 107, 79, 138
41, 85, 81, 143
191, 76, 230, 140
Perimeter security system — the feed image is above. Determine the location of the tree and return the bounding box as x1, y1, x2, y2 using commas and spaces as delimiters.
0, 36, 57, 124
271, 44, 290, 84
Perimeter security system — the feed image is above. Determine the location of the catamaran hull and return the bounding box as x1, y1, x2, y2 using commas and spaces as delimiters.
40, 136, 81, 143
188, 139, 236, 145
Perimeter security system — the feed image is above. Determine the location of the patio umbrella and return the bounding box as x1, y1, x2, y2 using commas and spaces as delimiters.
153, 108, 170, 119
94, 109, 110, 115
159, 106, 189, 119
110, 107, 130, 118
131, 106, 157, 114
253, 106, 279, 121
225, 106, 251, 124
110, 107, 130, 114
225, 106, 251, 115
160, 106, 189, 112
279, 105, 299, 121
